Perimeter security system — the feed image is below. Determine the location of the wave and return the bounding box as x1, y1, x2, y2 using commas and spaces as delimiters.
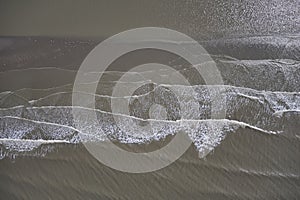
0, 97, 298, 159
203, 35, 300, 61
1, 57, 300, 92
0, 35, 299, 72
0, 115, 281, 159
1, 84, 299, 129
0, 36, 299, 160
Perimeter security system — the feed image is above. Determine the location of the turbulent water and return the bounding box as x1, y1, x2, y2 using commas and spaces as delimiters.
0, 35, 299, 158
0, 35, 299, 199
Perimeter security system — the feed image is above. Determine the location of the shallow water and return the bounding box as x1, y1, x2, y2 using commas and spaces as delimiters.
0, 33, 299, 199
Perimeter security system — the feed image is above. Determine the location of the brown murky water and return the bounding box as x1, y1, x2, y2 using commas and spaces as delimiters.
0, 1, 299, 199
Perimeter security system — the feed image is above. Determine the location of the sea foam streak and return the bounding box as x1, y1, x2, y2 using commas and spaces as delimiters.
1, 83, 299, 159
